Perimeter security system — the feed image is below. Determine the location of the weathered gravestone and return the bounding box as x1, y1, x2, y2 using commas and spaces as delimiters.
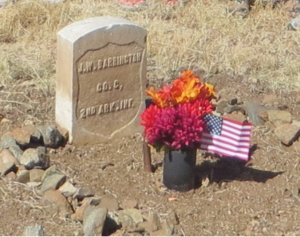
56, 16, 147, 145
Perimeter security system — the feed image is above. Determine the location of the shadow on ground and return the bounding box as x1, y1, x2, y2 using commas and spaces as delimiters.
194, 153, 284, 189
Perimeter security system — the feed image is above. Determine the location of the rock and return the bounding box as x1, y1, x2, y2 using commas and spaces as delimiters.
44, 190, 73, 218
19, 147, 49, 170
223, 111, 247, 123
118, 213, 136, 230
216, 100, 228, 115
6, 171, 16, 180
119, 208, 143, 226
244, 101, 269, 126
267, 110, 292, 124
0, 149, 20, 165
150, 218, 174, 236
121, 198, 138, 209
262, 94, 277, 105
9, 145, 23, 161
16, 169, 30, 183
228, 98, 238, 105
148, 212, 162, 232
0, 132, 16, 149
0, 160, 17, 176
105, 211, 121, 233
99, 196, 119, 212
40, 166, 67, 193
73, 187, 94, 201
59, 180, 78, 197
274, 123, 300, 146
27, 182, 42, 188
83, 206, 108, 236
37, 125, 65, 148
71, 197, 101, 221
10, 126, 42, 147
29, 169, 45, 182
23, 225, 44, 236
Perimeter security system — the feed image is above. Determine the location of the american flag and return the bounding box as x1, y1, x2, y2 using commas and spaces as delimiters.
200, 114, 253, 161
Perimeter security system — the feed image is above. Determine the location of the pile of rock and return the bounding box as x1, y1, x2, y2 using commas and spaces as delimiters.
0, 125, 179, 236
213, 94, 300, 149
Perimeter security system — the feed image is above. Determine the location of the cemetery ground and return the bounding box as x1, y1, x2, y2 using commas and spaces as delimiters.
1, 0, 300, 235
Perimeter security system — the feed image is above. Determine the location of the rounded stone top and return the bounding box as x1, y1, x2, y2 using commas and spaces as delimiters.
58, 16, 147, 43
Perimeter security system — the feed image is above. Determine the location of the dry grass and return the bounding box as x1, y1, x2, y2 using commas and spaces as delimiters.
0, 0, 300, 92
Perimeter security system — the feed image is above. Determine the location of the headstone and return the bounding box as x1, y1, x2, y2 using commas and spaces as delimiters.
56, 16, 147, 145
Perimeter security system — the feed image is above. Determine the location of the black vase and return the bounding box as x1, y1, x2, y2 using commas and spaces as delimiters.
163, 149, 196, 192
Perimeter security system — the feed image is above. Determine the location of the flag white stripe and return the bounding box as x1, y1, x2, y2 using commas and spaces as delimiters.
200, 137, 250, 152
223, 120, 252, 130
200, 144, 249, 160
202, 133, 250, 146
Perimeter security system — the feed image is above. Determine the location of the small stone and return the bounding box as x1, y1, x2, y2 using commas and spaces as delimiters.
56, 126, 69, 143
228, 98, 238, 105
216, 100, 228, 115
121, 198, 138, 209
267, 110, 292, 124
262, 94, 277, 105
244, 101, 269, 126
6, 171, 16, 180
274, 123, 300, 146
83, 206, 108, 236
0, 160, 17, 176
119, 208, 143, 225
99, 196, 119, 212
29, 169, 45, 182
16, 169, 30, 183
0, 132, 16, 149
27, 182, 42, 188
148, 212, 162, 232
23, 225, 44, 236
118, 213, 136, 230
73, 187, 94, 200
40, 166, 66, 193
37, 125, 65, 148
44, 189, 73, 218
71, 198, 92, 221
9, 145, 23, 161
19, 147, 49, 170
1, 118, 10, 123
11, 126, 42, 147
223, 111, 247, 123
59, 180, 78, 197
0, 149, 20, 166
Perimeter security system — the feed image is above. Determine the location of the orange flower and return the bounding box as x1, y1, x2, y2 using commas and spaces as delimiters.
170, 70, 202, 104
146, 86, 170, 108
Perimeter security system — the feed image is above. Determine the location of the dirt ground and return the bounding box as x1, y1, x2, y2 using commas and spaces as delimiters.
1, 73, 300, 236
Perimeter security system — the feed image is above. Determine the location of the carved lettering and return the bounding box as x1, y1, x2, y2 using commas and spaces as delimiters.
78, 51, 143, 74
81, 98, 134, 118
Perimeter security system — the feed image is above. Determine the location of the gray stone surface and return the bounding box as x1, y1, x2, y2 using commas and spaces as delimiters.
244, 101, 268, 126
40, 166, 66, 193
16, 169, 30, 183
83, 206, 108, 236
73, 187, 94, 200
19, 147, 49, 170
59, 179, 78, 197
37, 125, 65, 148
23, 225, 44, 236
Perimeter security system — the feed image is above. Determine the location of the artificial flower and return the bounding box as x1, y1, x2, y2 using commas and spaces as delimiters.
141, 70, 216, 151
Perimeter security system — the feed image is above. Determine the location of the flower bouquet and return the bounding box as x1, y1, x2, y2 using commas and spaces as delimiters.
141, 70, 216, 152
140, 70, 216, 191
